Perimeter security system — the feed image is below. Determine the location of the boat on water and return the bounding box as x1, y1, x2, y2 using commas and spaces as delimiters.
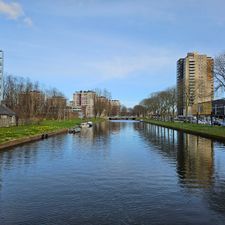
87, 121, 93, 127
68, 127, 81, 134
80, 122, 91, 128
74, 127, 82, 133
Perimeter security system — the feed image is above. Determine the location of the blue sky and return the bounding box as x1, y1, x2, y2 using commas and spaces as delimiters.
0, 0, 225, 107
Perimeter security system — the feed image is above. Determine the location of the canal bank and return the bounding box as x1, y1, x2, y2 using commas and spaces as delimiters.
0, 118, 103, 150
144, 119, 225, 142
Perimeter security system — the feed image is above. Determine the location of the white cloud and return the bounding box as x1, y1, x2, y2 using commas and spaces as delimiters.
23, 17, 33, 27
85, 53, 176, 81
0, 0, 33, 26
0, 0, 23, 19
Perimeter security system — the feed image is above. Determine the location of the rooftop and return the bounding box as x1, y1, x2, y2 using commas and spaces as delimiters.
0, 105, 16, 116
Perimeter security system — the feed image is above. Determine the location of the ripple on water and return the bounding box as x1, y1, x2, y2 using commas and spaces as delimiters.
0, 122, 225, 225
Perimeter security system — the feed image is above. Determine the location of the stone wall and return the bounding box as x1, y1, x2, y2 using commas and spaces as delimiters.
0, 115, 16, 127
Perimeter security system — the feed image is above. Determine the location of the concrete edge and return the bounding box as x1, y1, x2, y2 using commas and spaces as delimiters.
0, 129, 68, 150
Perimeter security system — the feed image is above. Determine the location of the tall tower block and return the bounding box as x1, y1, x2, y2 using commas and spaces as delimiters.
0, 50, 3, 103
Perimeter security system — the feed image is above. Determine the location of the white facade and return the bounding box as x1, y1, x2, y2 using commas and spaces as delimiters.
0, 50, 3, 102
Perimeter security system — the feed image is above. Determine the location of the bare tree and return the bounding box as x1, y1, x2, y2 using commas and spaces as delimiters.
133, 105, 146, 117
140, 87, 177, 120
120, 105, 128, 116
93, 89, 111, 118
214, 52, 225, 93
3, 74, 67, 122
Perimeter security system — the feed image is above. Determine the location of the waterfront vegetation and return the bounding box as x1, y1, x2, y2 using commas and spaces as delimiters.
0, 118, 103, 144
144, 119, 225, 140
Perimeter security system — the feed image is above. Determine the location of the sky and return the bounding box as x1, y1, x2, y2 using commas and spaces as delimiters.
1, 0, 225, 107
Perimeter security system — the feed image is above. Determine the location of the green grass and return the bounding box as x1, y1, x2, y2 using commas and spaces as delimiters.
0, 118, 104, 144
144, 119, 225, 140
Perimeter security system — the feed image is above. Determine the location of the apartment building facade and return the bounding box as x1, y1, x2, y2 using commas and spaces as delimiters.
46, 95, 67, 119
177, 52, 214, 116
73, 90, 96, 118
0, 50, 3, 103
18, 90, 45, 118
110, 100, 121, 116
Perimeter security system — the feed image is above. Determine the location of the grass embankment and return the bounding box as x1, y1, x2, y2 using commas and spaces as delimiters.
0, 118, 103, 145
144, 119, 225, 141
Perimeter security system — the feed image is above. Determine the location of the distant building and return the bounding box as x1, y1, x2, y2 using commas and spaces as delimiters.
46, 95, 67, 119
0, 50, 3, 103
97, 96, 109, 117
47, 95, 66, 108
189, 98, 225, 118
177, 52, 214, 116
18, 90, 45, 117
0, 104, 16, 127
110, 100, 121, 116
73, 90, 95, 117
212, 99, 225, 117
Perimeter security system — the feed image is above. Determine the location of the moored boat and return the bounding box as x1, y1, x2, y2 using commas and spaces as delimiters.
87, 121, 93, 127
68, 126, 81, 134
80, 122, 90, 128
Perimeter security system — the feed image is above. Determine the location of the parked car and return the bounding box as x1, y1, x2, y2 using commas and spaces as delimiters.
191, 119, 197, 124
213, 120, 225, 126
198, 120, 208, 125
204, 120, 212, 125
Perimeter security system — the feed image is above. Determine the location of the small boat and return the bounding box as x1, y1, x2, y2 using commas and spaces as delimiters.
73, 127, 81, 133
87, 121, 93, 127
80, 122, 90, 128
68, 127, 81, 134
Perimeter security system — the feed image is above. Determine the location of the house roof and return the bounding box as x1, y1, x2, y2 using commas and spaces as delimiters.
0, 105, 16, 116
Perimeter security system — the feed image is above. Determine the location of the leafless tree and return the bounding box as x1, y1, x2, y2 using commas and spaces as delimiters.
140, 87, 177, 120
120, 105, 128, 116
3, 74, 67, 122
214, 52, 225, 93
93, 89, 111, 117
133, 105, 146, 117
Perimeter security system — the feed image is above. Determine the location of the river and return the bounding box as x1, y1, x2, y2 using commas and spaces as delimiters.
0, 121, 225, 225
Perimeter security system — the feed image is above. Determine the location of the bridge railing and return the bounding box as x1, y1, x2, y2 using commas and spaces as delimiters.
108, 116, 138, 120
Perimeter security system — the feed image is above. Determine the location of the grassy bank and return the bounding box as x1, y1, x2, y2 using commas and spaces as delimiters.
0, 118, 103, 144
144, 119, 225, 141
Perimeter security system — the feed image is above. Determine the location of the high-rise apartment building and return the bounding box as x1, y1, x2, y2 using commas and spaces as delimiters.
73, 90, 96, 117
177, 52, 214, 116
0, 50, 3, 103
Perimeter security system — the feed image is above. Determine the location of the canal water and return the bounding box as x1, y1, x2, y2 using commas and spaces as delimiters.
1, 121, 225, 225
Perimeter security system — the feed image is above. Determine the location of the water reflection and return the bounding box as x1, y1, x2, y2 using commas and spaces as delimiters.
177, 133, 214, 189
1, 121, 225, 225
136, 123, 214, 189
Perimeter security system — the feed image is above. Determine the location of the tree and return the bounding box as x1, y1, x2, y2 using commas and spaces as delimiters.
139, 87, 177, 120
3, 74, 67, 122
133, 105, 146, 117
214, 52, 225, 93
93, 89, 111, 118
120, 105, 128, 116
